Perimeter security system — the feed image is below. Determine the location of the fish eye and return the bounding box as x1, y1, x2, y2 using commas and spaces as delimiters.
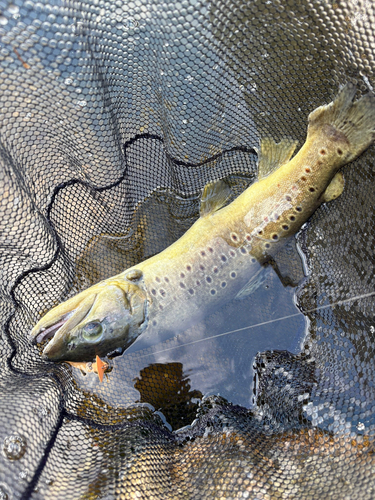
82, 321, 103, 341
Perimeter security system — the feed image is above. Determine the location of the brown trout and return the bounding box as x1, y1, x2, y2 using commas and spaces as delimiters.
29, 84, 375, 362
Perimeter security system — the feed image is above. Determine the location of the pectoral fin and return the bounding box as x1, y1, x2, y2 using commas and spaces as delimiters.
258, 138, 299, 180
235, 266, 269, 299
200, 179, 232, 217
322, 172, 345, 202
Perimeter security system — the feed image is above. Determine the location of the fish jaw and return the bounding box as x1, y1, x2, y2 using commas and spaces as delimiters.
29, 292, 98, 348
29, 273, 148, 362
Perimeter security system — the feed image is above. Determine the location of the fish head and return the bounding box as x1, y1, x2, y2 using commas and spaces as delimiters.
29, 272, 148, 362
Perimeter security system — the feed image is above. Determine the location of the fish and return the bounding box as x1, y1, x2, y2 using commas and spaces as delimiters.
29, 83, 375, 363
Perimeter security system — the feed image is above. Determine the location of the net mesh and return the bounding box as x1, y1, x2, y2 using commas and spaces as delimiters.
1, 0, 375, 498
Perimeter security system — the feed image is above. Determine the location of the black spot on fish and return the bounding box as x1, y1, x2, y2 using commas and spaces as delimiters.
309, 187, 315, 192
230, 271, 236, 278
272, 234, 278, 240
286, 195, 292, 202
206, 276, 212, 283
151, 289, 156, 296
208, 247, 214, 253
231, 233, 238, 242
221, 255, 227, 262
213, 267, 218, 273
159, 304, 164, 310
159, 289, 166, 297
155, 276, 161, 283
305, 167, 311, 173
240, 247, 247, 254
210, 289, 216, 295
186, 265, 192, 271
251, 257, 257, 263
246, 235, 252, 241
337, 148, 343, 155
290, 215, 296, 221
180, 282, 186, 289
296, 206, 302, 212
301, 176, 307, 182
282, 224, 289, 231
188, 288, 194, 295
265, 243, 271, 249
229, 250, 235, 257
201, 251, 206, 257
164, 277, 169, 283
320, 149, 326, 155
200, 264, 205, 271
196, 280, 201, 286
221, 282, 227, 288
258, 229, 263, 235
180, 272, 185, 278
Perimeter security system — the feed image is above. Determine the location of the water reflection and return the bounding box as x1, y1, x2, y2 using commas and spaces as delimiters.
134, 362, 203, 431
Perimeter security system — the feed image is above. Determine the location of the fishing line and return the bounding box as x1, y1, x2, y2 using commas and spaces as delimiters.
137, 290, 375, 358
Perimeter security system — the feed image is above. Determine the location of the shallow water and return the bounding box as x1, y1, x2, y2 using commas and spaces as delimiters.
72, 256, 307, 411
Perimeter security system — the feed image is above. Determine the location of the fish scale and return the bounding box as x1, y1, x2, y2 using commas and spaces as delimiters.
144, 236, 259, 334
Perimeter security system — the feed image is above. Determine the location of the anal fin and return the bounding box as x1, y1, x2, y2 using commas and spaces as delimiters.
258, 138, 299, 180
322, 172, 345, 203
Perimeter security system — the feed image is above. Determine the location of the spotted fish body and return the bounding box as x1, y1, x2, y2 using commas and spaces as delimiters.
29, 84, 375, 362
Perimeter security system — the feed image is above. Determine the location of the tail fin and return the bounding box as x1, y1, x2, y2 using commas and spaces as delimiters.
307, 83, 375, 162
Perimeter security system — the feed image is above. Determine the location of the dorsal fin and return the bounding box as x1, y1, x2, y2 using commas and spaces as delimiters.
200, 180, 231, 217
258, 138, 299, 180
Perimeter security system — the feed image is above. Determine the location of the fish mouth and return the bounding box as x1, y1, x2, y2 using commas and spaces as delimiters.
29, 293, 98, 358
33, 312, 73, 345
